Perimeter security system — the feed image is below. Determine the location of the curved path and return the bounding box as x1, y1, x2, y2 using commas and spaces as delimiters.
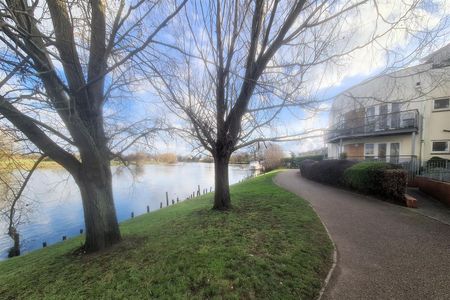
274, 170, 450, 300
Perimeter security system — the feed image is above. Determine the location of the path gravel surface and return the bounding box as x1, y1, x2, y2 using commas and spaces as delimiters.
274, 170, 450, 300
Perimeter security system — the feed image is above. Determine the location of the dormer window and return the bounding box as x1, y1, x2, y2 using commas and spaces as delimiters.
433, 98, 449, 110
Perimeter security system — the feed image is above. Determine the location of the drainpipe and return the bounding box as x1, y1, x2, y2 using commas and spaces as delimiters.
411, 131, 416, 156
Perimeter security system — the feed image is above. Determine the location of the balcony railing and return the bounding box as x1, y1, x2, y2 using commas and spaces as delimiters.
327, 155, 420, 182
326, 109, 419, 142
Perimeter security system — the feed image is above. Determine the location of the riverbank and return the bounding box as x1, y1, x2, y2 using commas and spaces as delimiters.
0, 158, 61, 170
0, 171, 333, 299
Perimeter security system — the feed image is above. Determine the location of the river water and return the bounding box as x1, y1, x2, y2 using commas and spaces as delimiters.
0, 163, 253, 260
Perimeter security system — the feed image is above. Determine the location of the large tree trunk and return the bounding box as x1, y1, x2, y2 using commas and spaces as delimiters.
213, 154, 231, 210
7, 227, 20, 258
76, 158, 121, 252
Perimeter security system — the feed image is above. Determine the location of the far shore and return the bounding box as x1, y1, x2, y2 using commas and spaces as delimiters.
0, 158, 250, 171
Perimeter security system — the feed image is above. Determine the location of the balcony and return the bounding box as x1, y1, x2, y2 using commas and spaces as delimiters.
326, 109, 419, 143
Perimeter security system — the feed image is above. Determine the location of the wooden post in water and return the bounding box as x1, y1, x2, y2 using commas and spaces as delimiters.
166, 192, 169, 207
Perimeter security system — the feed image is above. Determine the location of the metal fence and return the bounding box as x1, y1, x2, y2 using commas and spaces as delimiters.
420, 159, 450, 182
328, 155, 419, 182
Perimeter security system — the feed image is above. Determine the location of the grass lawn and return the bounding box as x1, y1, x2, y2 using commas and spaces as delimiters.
0, 171, 333, 299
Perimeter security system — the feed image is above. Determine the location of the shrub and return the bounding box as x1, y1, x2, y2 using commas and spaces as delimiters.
379, 169, 408, 201
344, 161, 406, 201
284, 155, 324, 168
299, 159, 317, 179
301, 160, 407, 203
300, 159, 357, 186
262, 144, 284, 171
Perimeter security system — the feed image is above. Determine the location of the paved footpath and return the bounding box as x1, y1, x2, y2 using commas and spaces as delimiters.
274, 170, 450, 300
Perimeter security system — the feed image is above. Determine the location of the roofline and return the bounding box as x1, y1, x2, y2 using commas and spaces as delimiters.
332, 62, 429, 100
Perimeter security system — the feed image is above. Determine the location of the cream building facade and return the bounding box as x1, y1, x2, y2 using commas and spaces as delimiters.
327, 44, 450, 167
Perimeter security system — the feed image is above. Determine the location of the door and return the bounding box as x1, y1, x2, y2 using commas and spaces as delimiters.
379, 104, 388, 129
390, 143, 400, 164
365, 107, 376, 132
391, 103, 400, 129
378, 143, 387, 161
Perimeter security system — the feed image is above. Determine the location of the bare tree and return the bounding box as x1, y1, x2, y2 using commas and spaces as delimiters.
0, 154, 44, 257
0, 0, 186, 252
145, 0, 439, 210
262, 143, 284, 171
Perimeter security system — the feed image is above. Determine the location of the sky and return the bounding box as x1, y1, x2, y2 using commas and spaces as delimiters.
134, 0, 450, 157
2, 0, 450, 158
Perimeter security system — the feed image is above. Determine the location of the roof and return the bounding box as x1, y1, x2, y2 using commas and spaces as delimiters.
422, 43, 450, 64
332, 43, 450, 100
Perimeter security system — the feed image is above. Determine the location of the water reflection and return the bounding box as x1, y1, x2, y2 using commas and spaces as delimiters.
0, 162, 253, 260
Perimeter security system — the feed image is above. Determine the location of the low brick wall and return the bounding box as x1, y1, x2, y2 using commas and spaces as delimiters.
415, 176, 450, 207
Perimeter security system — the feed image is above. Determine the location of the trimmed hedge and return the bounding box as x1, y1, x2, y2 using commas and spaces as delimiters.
283, 155, 325, 168
299, 159, 357, 186
344, 161, 407, 201
300, 160, 407, 203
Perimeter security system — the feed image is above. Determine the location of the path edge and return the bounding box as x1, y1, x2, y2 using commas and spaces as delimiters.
273, 171, 337, 300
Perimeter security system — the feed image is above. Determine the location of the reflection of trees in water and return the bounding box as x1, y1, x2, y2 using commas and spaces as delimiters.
0, 152, 45, 258
133, 164, 146, 177
114, 162, 146, 178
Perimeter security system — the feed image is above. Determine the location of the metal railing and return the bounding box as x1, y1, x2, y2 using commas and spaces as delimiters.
326, 109, 419, 142
420, 159, 450, 182
328, 155, 419, 181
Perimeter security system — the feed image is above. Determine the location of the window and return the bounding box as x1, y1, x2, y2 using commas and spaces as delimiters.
379, 105, 388, 129
366, 107, 376, 131
366, 107, 375, 118
433, 98, 449, 110
431, 141, 449, 153
364, 143, 375, 156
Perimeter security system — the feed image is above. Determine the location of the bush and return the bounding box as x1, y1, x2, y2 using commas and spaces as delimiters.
300, 160, 407, 203
300, 159, 357, 186
283, 155, 325, 168
262, 144, 284, 171
379, 169, 408, 201
344, 161, 406, 201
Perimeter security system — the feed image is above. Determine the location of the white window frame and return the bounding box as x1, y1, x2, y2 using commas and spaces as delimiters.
433, 98, 450, 111
364, 143, 375, 156
431, 141, 449, 153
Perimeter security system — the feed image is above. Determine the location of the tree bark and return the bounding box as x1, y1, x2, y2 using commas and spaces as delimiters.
213, 154, 231, 210
7, 227, 20, 258
76, 158, 121, 252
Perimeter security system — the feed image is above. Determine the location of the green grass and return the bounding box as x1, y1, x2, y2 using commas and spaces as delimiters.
0, 171, 333, 299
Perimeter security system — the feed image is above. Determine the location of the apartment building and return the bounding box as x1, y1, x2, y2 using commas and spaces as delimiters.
326, 44, 450, 167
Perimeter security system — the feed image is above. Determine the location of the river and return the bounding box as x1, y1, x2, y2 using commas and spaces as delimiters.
0, 162, 254, 260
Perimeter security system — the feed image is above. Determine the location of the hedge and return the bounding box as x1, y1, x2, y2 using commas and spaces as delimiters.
283, 155, 325, 168
300, 159, 407, 203
344, 161, 407, 201
299, 159, 357, 186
